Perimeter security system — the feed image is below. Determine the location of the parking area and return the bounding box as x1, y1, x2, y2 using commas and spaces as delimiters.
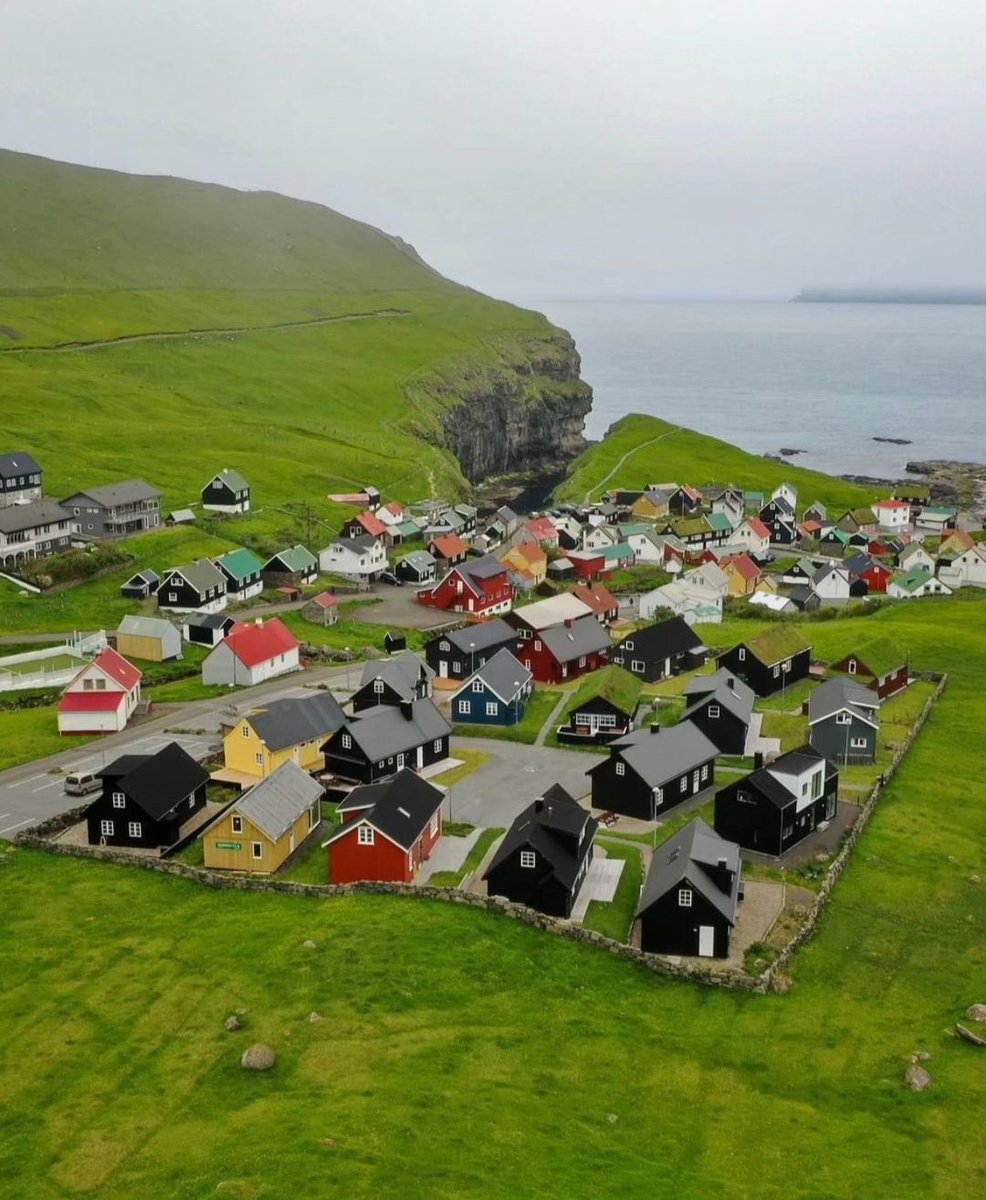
356, 585, 455, 631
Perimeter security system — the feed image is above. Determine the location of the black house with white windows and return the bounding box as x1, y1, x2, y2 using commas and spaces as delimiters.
424, 618, 518, 681
806, 676, 880, 765
351, 651, 435, 713
483, 785, 598, 917
0, 450, 42, 508
680, 670, 755, 756
587, 722, 718, 821
157, 559, 228, 615
84, 742, 210, 850
715, 629, 812, 698
635, 817, 741, 958
321, 698, 451, 784
201, 468, 251, 514
607, 616, 707, 683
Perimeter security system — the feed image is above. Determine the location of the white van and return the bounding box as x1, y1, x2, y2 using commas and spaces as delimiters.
64, 771, 101, 796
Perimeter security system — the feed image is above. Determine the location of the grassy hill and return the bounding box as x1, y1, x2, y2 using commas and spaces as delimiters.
0, 150, 589, 518
555, 412, 879, 512
3, 593, 986, 1197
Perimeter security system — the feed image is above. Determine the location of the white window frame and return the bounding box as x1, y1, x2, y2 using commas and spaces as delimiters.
252, 842, 263, 859
429, 813, 439, 836
701, 764, 709, 781
232, 815, 243, 834
128, 821, 142, 839
615, 762, 625, 776
112, 792, 126, 809
836, 712, 852, 725
255, 752, 263, 765
738, 647, 746, 661
520, 850, 536, 869
708, 705, 720, 719
850, 736, 868, 749
341, 732, 352, 749
631, 659, 645, 673
485, 702, 498, 716
680, 776, 688, 793
100, 819, 114, 837
433, 739, 442, 753
678, 888, 692, 907
457, 700, 471, 714
373, 679, 384, 694
653, 786, 663, 806
358, 825, 375, 846
472, 679, 483, 692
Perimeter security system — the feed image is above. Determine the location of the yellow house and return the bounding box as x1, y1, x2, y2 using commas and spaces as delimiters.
631, 491, 670, 520
203, 761, 324, 873
754, 574, 780, 594
499, 539, 547, 587
721, 555, 761, 596
220, 692, 347, 785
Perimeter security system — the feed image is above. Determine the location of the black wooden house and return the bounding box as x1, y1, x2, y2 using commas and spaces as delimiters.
483, 785, 597, 917
351, 651, 434, 712
607, 615, 707, 683
680, 670, 754, 755
424, 618, 518, 682
84, 742, 209, 850
321, 699, 451, 784
715, 628, 812, 697
587, 722, 718, 821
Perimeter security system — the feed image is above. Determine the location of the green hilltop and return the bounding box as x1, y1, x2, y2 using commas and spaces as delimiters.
0, 150, 591, 530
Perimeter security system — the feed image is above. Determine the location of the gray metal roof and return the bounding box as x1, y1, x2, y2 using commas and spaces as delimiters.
682, 669, 754, 707
359, 650, 435, 698
247, 692, 347, 750
636, 816, 740, 924
0, 451, 41, 479
0, 498, 71, 534
682, 674, 754, 725
454, 648, 531, 704
165, 558, 226, 593
807, 677, 880, 729
539, 615, 611, 664
207, 468, 249, 493
64, 478, 162, 507
344, 698, 452, 761
116, 614, 179, 641
234, 761, 324, 841
438, 618, 517, 655
600, 722, 718, 788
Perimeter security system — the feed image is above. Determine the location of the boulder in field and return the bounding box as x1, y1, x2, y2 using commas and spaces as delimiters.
224, 1015, 241, 1032
241, 1043, 276, 1071
956, 1024, 986, 1047
966, 1003, 986, 1024
905, 1063, 932, 1091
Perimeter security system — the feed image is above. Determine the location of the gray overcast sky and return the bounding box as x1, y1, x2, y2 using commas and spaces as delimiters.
1, 0, 984, 301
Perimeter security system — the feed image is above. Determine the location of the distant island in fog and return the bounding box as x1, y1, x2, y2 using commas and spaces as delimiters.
793, 286, 986, 305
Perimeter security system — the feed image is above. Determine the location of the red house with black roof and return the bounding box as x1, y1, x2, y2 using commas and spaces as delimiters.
416, 554, 513, 617
322, 768, 444, 883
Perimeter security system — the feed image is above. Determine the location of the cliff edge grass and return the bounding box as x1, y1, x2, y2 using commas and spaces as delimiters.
0, 149, 591, 509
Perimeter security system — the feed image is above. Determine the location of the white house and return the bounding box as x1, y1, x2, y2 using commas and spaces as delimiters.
734, 518, 771, 558
897, 542, 936, 573
621, 526, 666, 563
947, 544, 986, 589
771, 481, 799, 511
749, 591, 796, 613
640, 580, 723, 625
201, 618, 301, 687
318, 534, 387, 579
57, 647, 142, 734
914, 506, 956, 534
583, 524, 619, 552
872, 499, 911, 532
812, 564, 852, 603
682, 562, 729, 597
887, 568, 954, 600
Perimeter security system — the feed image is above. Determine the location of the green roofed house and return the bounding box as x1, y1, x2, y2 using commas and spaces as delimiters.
598, 541, 636, 569
395, 549, 436, 585
670, 516, 715, 546
706, 512, 736, 540
201, 468, 251, 514
214, 547, 264, 601
886, 567, 953, 600
716, 626, 813, 697
831, 637, 909, 699
556, 665, 643, 745
261, 544, 317, 588
914, 505, 958, 535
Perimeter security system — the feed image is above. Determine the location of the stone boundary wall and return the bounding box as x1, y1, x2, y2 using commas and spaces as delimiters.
17, 673, 947, 996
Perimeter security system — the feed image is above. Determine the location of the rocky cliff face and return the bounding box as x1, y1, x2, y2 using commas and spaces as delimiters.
413, 329, 593, 484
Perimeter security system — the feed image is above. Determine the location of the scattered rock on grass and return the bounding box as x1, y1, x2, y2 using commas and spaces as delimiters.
911, 1051, 931, 1062
308, 1011, 323, 1023
772, 975, 792, 994
241, 1044, 276, 1071
956, 1024, 986, 1047
606, 1113, 619, 1124
970, 875, 981, 885
905, 1063, 932, 1091
224, 1015, 241, 1032
320, 1138, 337, 1147
303, 939, 317, 949
967, 1004, 986, 1024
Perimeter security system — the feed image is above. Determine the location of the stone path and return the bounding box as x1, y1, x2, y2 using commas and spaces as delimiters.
415, 828, 480, 884
535, 691, 570, 747
571, 855, 625, 922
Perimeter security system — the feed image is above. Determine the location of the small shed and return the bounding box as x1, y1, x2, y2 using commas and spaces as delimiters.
120, 569, 160, 600
302, 591, 339, 626
165, 508, 197, 526
182, 611, 236, 647
115, 614, 182, 663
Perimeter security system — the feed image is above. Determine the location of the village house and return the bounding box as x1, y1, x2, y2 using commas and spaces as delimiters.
714, 745, 839, 857
668, 485, 703, 516
425, 618, 519, 681
608, 615, 707, 683
157, 559, 228, 615
115, 614, 182, 663
119, 568, 160, 600
618, 523, 667, 563
830, 638, 909, 699
514, 612, 611, 685
896, 541, 936, 573
395, 549, 437, 585
483, 785, 598, 917
60, 479, 162, 538
319, 534, 387, 580
587, 722, 718, 821
301, 591, 338, 626
565, 549, 609, 580
498, 538, 547, 589
352, 650, 435, 712
321, 698, 452, 784
914, 505, 957, 535
680, 670, 755, 756
734, 517, 771, 558
450, 649, 533, 726
219, 692, 347, 785
57, 647, 142, 734
720, 553, 761, 596
812, 563, 854, 604
262, 545, 318, 588
872, 498, 911, 531
571, 580, 620, 625
556, 665, 641, 744
942, 543, 986, 589
807, 676, 880, 765
638, 579, 723, 625
213, 547, 264, 602
85, 741, 209, 851
182, 612, 236, 647
635, 817, 741, 958
0, 499, 77, 565
0, 450, 42, 508
323, 769, 445, 884
716, 627, 812, 697
887, 567, 953, 599
416, 554, 513, 617
630, 489, 671, 520
842, 552, 892, 594
342, 510, 389, 543
203, 761, 324, 873
201, 468, 251, 514
202, 617, 300, 687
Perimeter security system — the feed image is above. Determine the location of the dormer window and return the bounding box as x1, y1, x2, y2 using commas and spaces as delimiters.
520, 851, 536, 869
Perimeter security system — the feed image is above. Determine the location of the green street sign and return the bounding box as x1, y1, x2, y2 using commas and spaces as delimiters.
215, 841, 242, 851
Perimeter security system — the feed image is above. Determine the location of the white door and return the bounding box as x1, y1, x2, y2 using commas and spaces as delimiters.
289, 831, 295, 853
439, 661, 448, 679
416, 746, 424, 769
397, 753, 405, 769
698, 926, 715, 957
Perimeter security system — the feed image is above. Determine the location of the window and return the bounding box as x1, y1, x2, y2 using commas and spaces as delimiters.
252, 842, 263, 859
653, 786, 663, 806
309, 805, 318, 830
112, 792, 126, 809
440, 641, 450, 651
701, 765, 709, 781
472, 680, 483, 692
612, 655, 624, 665
850, 737, 867, 749
168, 592, 177, 602
708, 705, 720, 719
232, 815, 243, 833
738, 648, 746, 661
783, 659, 791, 673
519, 628, 531, 640
458, 700, 471, 715
520, 851, 536, 869
255, 752, 263, 765
680, 776, 688, 793
341, 733, 352, 749
624, 640, 634, 651
848, 659, 857, 674
358, 825, 375, 845
188, 796, 195, 809
100, 820, 114, 837
615, 762, 625, 776
534, 640, 542, 652
128, 822, 142, 839
772, 665, 780, 678
429, 813, 439, 836
373, 679, 384, 694
433, 739, 442, 753
453, 661, 462, 673
631, 660, 645, 673
782, 824, 793, 839
836, 712, 851, 725
83, 679, 94, 691
678, 888, 692, 907
241, 725, 250, 737
578, 656, 586, 668
486, 702, 498, 716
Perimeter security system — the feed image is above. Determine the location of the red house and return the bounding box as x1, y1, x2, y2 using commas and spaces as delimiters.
416, 554, 513, 617
572, 581, 620, 624
565, 550, 608, 581
523, 516, 559, 547
323, 769, 444, 883
343, 511, 388, 540
856, 558, 893, 593
517, 614, 611, 684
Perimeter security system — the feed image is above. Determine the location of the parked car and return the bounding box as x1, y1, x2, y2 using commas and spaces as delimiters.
64, 770, 101, 796
378, 570, 403, 587
754, 551, 776, 565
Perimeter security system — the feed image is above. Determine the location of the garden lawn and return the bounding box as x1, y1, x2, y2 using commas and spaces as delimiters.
451, 686, 563, 744
429, 749, 492, 788
428, 826, 504, 887
281, 611, 426, 654
0, 705, 95, 772
582, 838, 643, 940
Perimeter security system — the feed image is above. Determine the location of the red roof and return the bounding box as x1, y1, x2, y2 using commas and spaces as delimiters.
382, 501, 404, 517
572, 582, 617, 614
73, 647, 142, 692
327, 491, 371, 504
356, 511, 387, 537
875, 499, 910, 510
745, 517, 771, 539
58, 691, 126, 712
224, 617, 300, 667
682, 485, 703, 500
799, 519, 822, 534
723, 553, 760, 580
430, 533, 469, 559
310, 591, 338, 609
524, 517, 557, 542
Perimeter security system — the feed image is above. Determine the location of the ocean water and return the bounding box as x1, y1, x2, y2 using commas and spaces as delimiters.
534, 300, 986, 479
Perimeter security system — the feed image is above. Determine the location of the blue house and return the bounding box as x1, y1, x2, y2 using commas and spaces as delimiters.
450, 649, 533, 726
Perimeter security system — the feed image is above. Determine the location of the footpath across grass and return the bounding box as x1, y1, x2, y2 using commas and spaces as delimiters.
582, 838, 643, 941
428, 826, 504, 887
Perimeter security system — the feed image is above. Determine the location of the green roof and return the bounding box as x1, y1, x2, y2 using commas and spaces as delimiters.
397, 519, 422, 537
454, 503, 477, 518
921, 505, 957, 517
744, 490, 764, 502
214, 546, 263, 581
672, 517, 710, 537
853, 507, 877, 523
564, 665, 642, 720
891, 567, 933, 593
272, 544, 316, 572
211, 467, 250, 493
599, 542, 634, 562
743, 626, 812, 665
399, 550, 435, 569
619, 522, 651, 536
707, 512, 734, 532
849, 637, 906, 677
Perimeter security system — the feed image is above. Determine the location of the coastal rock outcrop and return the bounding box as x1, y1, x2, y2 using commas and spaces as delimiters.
414, 330, 592, 484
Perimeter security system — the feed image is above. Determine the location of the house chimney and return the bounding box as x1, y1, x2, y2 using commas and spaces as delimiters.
399, 699, 414, 721
754, 751, 764, 769
255, 618, 263, 627
534, 798, 544, 813
726, 676, 735, 689
564, 618, 573, 628
650, 723, 661, 735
